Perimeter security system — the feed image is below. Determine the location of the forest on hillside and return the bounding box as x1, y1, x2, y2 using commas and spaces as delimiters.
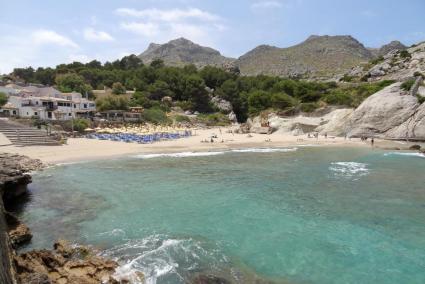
8, 55, 394, 122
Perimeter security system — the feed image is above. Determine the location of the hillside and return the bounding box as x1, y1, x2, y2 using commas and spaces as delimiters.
345, 41, 425, 82
235, 35, 375, 79
138, 38, 235, 68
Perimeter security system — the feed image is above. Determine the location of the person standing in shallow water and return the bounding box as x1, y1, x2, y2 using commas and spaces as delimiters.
371, 138, 374, 147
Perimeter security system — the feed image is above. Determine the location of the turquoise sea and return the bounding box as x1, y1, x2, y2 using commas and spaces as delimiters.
19, 147, 425, 284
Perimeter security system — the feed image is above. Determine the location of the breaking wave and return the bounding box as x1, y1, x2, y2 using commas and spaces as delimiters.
230, 147, 297, 153
135, 151, 225, 159
135, 148, 298, 159
383, 152, 425, 158
101, 234, 228, 284
329, 162, 369, 179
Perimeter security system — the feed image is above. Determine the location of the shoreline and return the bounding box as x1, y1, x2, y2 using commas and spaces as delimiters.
0, 127, 422, 165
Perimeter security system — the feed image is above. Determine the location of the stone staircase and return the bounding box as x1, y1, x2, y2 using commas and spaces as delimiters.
0, 119, 61, 146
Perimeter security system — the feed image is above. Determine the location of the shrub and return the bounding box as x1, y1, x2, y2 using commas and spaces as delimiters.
64, 118, 90, 133
413, 71, 424, 78
299, 102, 318, 113
112, 82, 126, 95
270, 93, 297, 109
247, 90, 271, 114
174, 115, 191, 123
0, 92, 7, 107
399, 50, 411, 59
96, 95, 129, 111
340, 75, 354, 82
141, 108, 171, 124
401, 79, 416, 91
175, 100, 193, 111
370, 56, 384, 65
323, 91, 353, 106
197, 113, 230, 126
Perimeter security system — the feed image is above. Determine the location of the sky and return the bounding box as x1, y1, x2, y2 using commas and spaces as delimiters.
1, 0, 425, 74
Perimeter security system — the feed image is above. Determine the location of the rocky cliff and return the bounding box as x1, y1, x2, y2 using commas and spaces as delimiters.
138, 37, 235, 68
0, 153, 42, 284
346, 42, 425, 82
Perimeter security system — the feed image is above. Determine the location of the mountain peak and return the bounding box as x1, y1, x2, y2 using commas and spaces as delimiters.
236, 34, 373, 78
139, 38, 235, 68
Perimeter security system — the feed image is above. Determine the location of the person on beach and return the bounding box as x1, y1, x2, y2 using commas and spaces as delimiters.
371, 138, 374, 147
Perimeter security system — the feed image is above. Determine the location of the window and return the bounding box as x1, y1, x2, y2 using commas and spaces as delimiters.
34, 112, 38, 116
69, 113, 72, 116
84, 104, 87, 108
36, 101, 39, 105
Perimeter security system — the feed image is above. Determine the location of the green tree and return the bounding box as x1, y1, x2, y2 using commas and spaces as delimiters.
112, 82, 126, 95
147, 81, 173, 100
247, 90, 272, 114
0, 92, 7, 107
120, 55, 143, 69
270, 93, 297, 109
96, 95, 129, 111
184, 74, 211, 112
150, 59, 165, 68
55, 73, 92, 95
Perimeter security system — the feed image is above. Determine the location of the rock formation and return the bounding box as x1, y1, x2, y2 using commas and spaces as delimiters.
247, 82, 425, 140
14, 240, 122, 284
346, 42, 425, 82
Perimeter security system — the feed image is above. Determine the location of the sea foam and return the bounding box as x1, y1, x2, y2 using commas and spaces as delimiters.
135, 151, 225, 159
383, 152, 425, 158
329, 162, 369, 178
103, 234, 226, 284
135, 147, 298, 159
230, 147, 297, 153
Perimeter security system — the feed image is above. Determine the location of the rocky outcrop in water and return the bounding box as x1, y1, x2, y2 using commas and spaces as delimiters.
14, 240, 121, 284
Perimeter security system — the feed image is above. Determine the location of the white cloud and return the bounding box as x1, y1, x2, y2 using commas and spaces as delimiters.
115, 7, 220, 22
83, 28, 114, 42
0, 29, 80, 73
31, 29, 79, 48
120, 22, 160, 37
68, 54, 92, 63
251, 1, 283, 9
116, 7, 225, 47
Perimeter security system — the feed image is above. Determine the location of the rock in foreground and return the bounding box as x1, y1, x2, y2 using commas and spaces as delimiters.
14, 240, 120, 284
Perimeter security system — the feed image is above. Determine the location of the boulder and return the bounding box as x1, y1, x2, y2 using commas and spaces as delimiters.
210, 96, 233, 113
14, 241, 122, 284
9, 223, 32, 249
409, 144, 421, 150
346, 83, 419, 137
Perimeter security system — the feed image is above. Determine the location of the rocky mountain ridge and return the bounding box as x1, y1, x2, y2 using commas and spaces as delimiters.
138, 36, 407, 80
236, 35, 375, 79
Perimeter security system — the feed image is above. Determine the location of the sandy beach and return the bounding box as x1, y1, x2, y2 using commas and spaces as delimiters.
1, 127, 415, 165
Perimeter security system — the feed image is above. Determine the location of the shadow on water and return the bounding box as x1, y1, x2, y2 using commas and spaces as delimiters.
19, 182, 110, 251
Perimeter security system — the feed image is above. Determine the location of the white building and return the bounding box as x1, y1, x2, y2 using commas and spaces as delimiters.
0, 86, 96, 120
